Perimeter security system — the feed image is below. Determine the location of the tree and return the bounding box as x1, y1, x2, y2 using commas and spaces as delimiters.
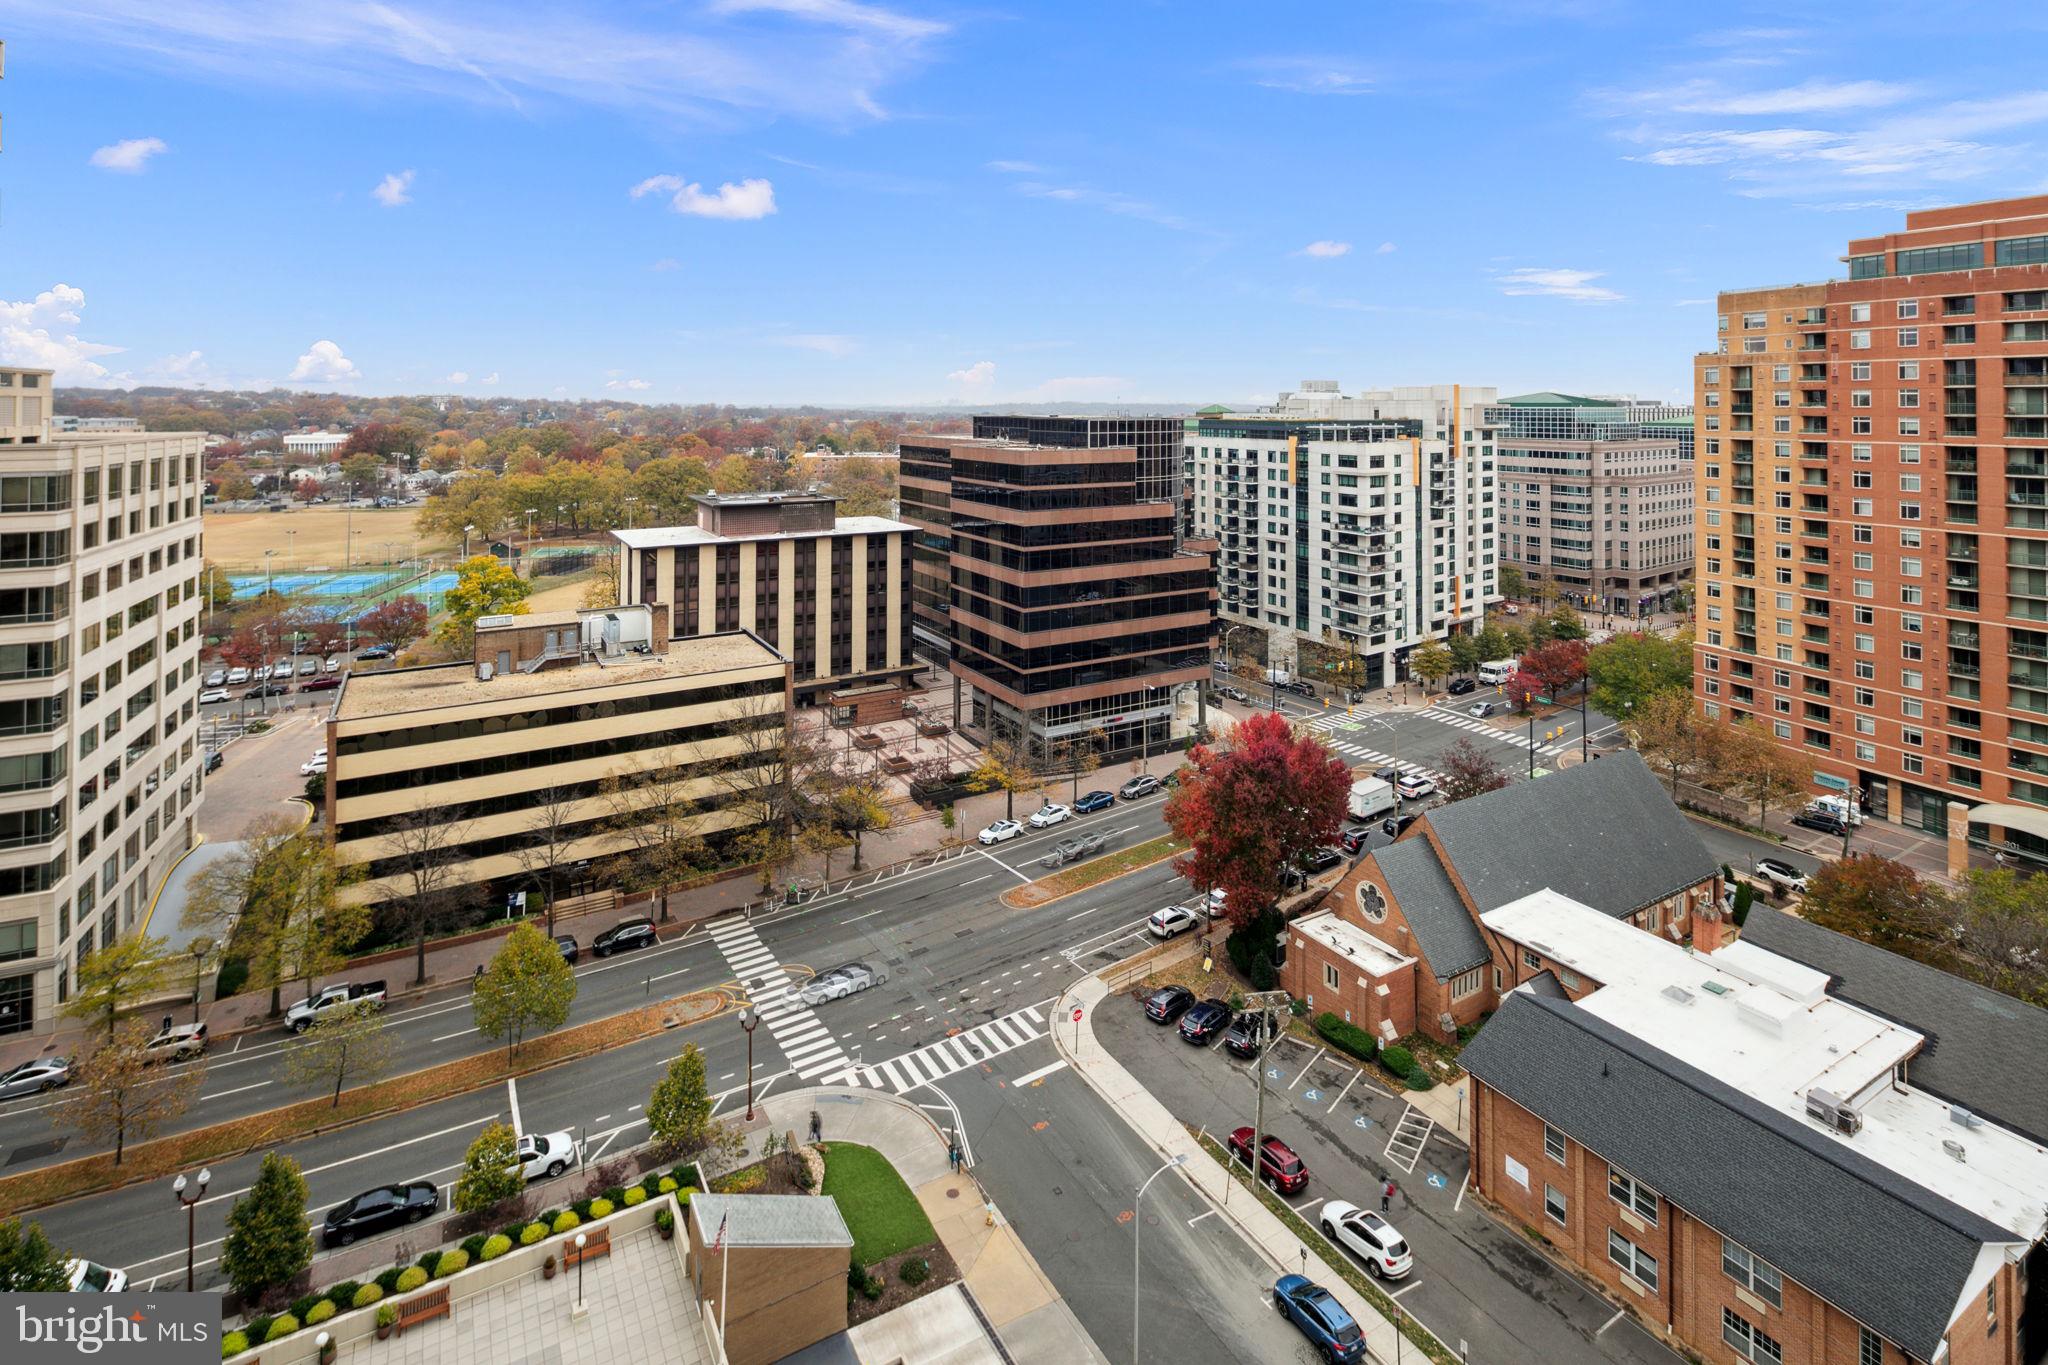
1521, 638, 1589, 698
1446, 632, 1481, 675
830, 780, 892, 872
356, 596, 429, 651
221, 1153, 312, 1301
1409, 639, 1454, 693
1165, 712, 1351, 930
1501, 669, 1544, 714
602, 748, 709, 921
434, 554, 531, 654
1800, 857, 1951, 960
378, 802, 477, 986
513, 787, 583, 936
965, 737, 1042, 821
473, 922, 577, 1057
1951, 870, 2048, 1004
453, 1122, 524, 1214
1497, 564, 1527, 601
0, 1217, 70, 1291
1050, 727, 1107, 803
1587, 630, 1692, 720
1627, 691, 1725, 798
1725, 721, 1812, 827
1544, 605, 1588, 642
709, 706, 834, 895
267, 840, 367, 1008
282, 1000, 396, 1107
582, 552, 620, 609
1473, 624, 1512, 664
57, 1019, 201, 1165
181, 814, 302, 1018
62, 932, 171, 1041
647, 1044, 713, 1155
1437, 738, 1510, 804
198, 562, 234, 615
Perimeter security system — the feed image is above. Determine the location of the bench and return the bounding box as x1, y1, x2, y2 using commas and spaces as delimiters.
563, 1224, 612, 1268
396, 1285, 450, 1336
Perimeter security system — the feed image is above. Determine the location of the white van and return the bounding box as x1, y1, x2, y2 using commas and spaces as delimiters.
1478, 659, 1520, 685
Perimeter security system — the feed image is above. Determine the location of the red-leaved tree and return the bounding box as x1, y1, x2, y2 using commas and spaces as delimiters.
1164, 711, 1351, 930
1521, 639, 1589, 698
357, 597, 429, 651
1502, 669, 1545, 714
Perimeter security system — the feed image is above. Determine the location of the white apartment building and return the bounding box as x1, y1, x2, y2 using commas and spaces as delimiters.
51, 416, 143, 434
1188, 381, 1500, 688
0, 368, 207, 1038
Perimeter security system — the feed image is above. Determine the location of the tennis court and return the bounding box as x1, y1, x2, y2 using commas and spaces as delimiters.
228, 570, 402, 601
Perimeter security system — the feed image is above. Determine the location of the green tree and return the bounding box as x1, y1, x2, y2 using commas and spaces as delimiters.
62, 932, 171, 1042
59, 1020, 202, 1165
831, 780, 892, 872
1800, 857, 1950, 960
221, 1153, 313, 1296
1544, 605, 1588, 641
453, 1122, 524, 1214
1409, 639, 1454, 692
181, 813, 303, 1018
472, 922, 577, 1057
281, 1000, 396, 1107
435, 554, 532, 654
1446, 632, 1481, 675
1587, 630, 1693, 720
0, 1217, 70, 1291
1497, 564, 1527, 601
1473, 624, 1513, 663
646, 1044, 713, 1154
1952, 870, 2048, 1004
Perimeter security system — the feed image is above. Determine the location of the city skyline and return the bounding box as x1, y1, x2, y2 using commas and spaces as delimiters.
3, 4, 2047, 404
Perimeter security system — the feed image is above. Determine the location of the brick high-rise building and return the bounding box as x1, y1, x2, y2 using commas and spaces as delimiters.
1695, 195, 2048, 851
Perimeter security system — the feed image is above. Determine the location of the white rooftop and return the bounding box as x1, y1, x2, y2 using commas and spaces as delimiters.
613, 515, 912, 549
1484, 889, 2048, 1243
1292, 911, 1414, 979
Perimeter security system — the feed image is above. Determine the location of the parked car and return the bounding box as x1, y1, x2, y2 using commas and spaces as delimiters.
1074, 789, 1115, 814
274, 657, 294, 676
555, 935, 579, 965
66, 1259, 128, 1292
1028, 803, 1072, 829
517, 1131, 576, 1180
144, 1021, 207, 1063
244, 683, 288, 699
1147, 905, 1199, 939
1222, 1010, 1278, 1059
1382, 812, 1420, 839
1790, 808, 1848, 836
1143, 985, 1196, 1023
300, 755, 328, 775
1217, 684, 1250, 703
297, 658, 319, 676
0, 1055, 69, 1100
226, 666, 250, 685
1279, 679, 1314, 698
1755, 857, 1810, 894
285, 980, 386, 1033
1119, 774, 1160, 800
325, 656, 343, 674
1446, 676, 1477, 696
198, 688, 230, 704
251, 664, 272, 682
203, 669, 227, 688
1395, 774, 1436, 800
1178, 998, 1233, 1044
300, 676, 342, 692
798, 962, 887, 1006
204, 750, 223, 774
1272, 1275, 1364, 1361
1320, 1201, 1414, 1280
978, 819, 1023, 845
356, 645, 394, 661
1338, 825, 1372, 855
592, 917, 658, 956
322, 1182, 440, 1247
1300, 847, 1343, 874
1229, 1127, 1309, 1193
1372, 766, 1399, 784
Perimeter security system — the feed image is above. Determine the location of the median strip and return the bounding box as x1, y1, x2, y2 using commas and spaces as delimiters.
1001, 833, 1188, 909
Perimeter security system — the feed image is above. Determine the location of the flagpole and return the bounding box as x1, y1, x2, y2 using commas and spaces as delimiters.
718, 1214, 730, 1346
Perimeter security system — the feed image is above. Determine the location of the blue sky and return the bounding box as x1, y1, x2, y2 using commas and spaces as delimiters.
1, 1, 2044, 407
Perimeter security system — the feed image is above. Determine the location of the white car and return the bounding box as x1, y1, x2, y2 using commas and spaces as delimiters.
1319, 1201, 1414, 1280
1755, 857, 1809, 894
301, 755, 328, 776
203, 669, 227, 688
198, 689, 230, 705
1395, 774, 1436, 800
1148, 905, 1199, 939
516, 1130, 577, 1180
797, 962, 887, 1006
978, 819, 1023, 845
325, 656, 343, 674
226, 667, 250, 685
1027, 803, 1072, 829
66, 1258, 128, 1293
251, 664, 271, 681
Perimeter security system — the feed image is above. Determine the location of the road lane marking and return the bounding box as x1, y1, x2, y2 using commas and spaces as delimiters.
1389, 1279, 1426, 1299
506, 1078, 522, 1137
1288, 1049, 1325, 1088
1187, 1210, 1218, 1226
1009, 1059, 1067, 1087
1327, 1068, 1362, 1114
196, 1113, 499, 1207
1596, 1308, 1627, 1336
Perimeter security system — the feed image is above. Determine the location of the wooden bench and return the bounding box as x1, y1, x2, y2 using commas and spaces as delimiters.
563, 1224, 612, 1268
396, 1285, 450, 1336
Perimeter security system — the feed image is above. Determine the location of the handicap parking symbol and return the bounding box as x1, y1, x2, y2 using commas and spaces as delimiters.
1426, 1172, 1447, 1189
1302, 1089, 1322, 1103
1353, 1115, 1374, 1131
1268, 1068, 1283, 1080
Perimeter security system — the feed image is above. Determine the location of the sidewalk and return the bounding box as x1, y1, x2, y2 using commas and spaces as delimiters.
1054, 971, 1434, 1365
727, 1084, 1109, 1365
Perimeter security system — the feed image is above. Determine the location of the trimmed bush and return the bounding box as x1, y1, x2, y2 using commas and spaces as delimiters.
289, 1294, 322, 1322
1380, 1045, 1415, 1077
481, 1234, 512, 1261
552, 1210, 581, 1234
519, 1222, 548, 1246
602, 1185, 627, 1205
214, 957, 250, 1000
1313, 1013, 1379, 1064
415, 1251, 439, 1272
245, 1317, 273, 1344
1732, 880, 1756, 927
460, 1233, 488, 1262
657, 1176, 678, 1194
679, 1186, 699, 1205
394, 1266, 429, 1293
374, 1268, 403, 1293
570, 1198, 594, 1220
899, 1256, 930, 1285
655, 1208, 675, 1233
305, 1299, 336, 1326
623, 1186, 647, 1206
264, 1314, 300, 1343
351, 1283, 385, 1309
588, 1197, 615, 1218
220, 1330, 249, 1360
433, 1249, 469, 1277
376, 1304, 397, 1330
327, 1281, 361, 1307
860, 1274, 884, 1301
1408, 1071, 1436, 1092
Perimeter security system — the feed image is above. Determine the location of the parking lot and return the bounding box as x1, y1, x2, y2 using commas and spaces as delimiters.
1098, 994, 1680, 1365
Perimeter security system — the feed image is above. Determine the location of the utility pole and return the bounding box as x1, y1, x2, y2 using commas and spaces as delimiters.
1243, 988, 1289, 1198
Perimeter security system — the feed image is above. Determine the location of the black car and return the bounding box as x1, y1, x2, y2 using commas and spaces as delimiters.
592, 917, 657, 957
1143, 985, 1196, 1023
1338, 824, 1372, 854
1373, 766, 1399, 783
1223, 1010, 1277, 1059
243, 683, 288, 699
322, 1182, 439, 1247
1791, 809, 1848, 836
555, 935, 579, 965
203, 750, 223, 774
1178, 998, 1234, 1044
1300, 847, 1343, 874
356, 645, 394, 661
1382, 813, 1420, 839
1283, 679, 1316, 698
1446, 677, 1478, 696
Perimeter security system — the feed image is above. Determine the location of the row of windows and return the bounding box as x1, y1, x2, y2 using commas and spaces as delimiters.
334, 676, 782, 758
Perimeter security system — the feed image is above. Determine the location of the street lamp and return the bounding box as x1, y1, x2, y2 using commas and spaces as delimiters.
624, 495, 639, 529
173, 1167, 210, 1290
739, 1006, 758, 1120
285, 527, 296, 567
1133, 1154, 1188, 1365
463, 524, 477, 559
525, 508, 538, 545
573, 1231, 588, 1314
263, 547, 276, 599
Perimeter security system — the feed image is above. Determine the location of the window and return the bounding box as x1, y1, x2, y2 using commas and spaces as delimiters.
1850, 303, 1871, 322
1323, 962, 1340, 992
1722, 1239, 1783, 1308
1522, 949, 1541, 970
1858, 1326, 1884, 1365
1723, 1307, 1783, 1364
1607, 1167, 1658, 1222
1898, 300, 1919, 319
1543, 1184, 1567, 1225
1450, 966, 1484, 1000
1899, 328, 1919, 347
1850, 330, 1872, 350
1543, 1124, 1566, 1164
1607, 1230, 1658, 1291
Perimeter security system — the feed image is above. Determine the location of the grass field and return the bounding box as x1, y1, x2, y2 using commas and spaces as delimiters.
821, 1142, 936, 1266
203, 506, 452, 570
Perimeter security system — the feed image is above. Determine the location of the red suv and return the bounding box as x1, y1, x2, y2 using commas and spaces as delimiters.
1227, 1126, 1308, 1194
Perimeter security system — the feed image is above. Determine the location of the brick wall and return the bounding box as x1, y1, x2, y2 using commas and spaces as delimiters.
1282, 928, 1415, 1040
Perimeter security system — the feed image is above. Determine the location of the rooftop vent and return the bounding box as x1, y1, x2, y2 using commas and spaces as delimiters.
1660, 985, 1696, 1006
476, 662, 495, 682
1700, 980, 1733, 996
1943, 1138, 1968, 1163
1951, 1107, 1986, 1130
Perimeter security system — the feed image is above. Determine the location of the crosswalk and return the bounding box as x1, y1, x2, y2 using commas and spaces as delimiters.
1418, 706, 1565, 757
1302, 714, 1444, 782
705, 916, 854, 1082
835, 1004, 1049, 1093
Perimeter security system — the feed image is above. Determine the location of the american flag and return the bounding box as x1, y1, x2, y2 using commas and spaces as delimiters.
709, 1212, 728, 1255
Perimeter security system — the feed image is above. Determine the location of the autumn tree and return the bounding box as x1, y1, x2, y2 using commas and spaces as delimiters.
1050, 727, 1107, 803
1409, 639, 1454, 693
435, 554, 532, 654
1725, 721, 1813, 827
1501, 669, 1545, 714
1165, 712, 1351, 929
62, 932, 171, 1042
0, 1217, 70, 1291
1521, 638, 1589, 698
1627, 691, 1724, 798
265, 838, 366, 1008
513, 787, 583, 936
647, 1045, 713, 1155
379, 802, 478, 985
1951, 869, 2048, 1005
181, 813, 302, 1017
1587, 630, 1693, 719
1800, 857, 1951, 960
453, 1123, 524, 1214
965, 737, 1044, 821
1497, 564, 1527, 600
709, 706, 832, 895
602, 748, 709, 920
473, 922, 577, 1057
1437, 738, 1510, 804
58, 1019, 201, 1165
830, 779, 892, 872
356, 596, 429, 651
282, 1000, 396, 1107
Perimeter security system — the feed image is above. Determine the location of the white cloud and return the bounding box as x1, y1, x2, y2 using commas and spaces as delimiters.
150, 350, 213, 382
1376, 241, 1397, 254
89, 137, 168, 172
0, 284, 125, 382
1497, 268, 1624, 303
287, 339, 360, 383
605, 377, 652, 390
444, 370, 470, 383
1298, 240, 1351, 259
1021, 376, 1129, 401
986, 160, 1041, 174
707, 0, 946, 42
650, 257, 681, 272
777, 334, 856, 357
372, 169, 416, 206
1013, 181, 1203, 234
946, 360, 995, 390
482, 371, 500, 385
631, 174, 777, 220
1639, 79, 1914, 117
1673, 298, 1712, 307
1241, 56, 1371, 96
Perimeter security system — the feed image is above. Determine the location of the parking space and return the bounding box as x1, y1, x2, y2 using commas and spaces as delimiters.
1098, 993, 1680, 1365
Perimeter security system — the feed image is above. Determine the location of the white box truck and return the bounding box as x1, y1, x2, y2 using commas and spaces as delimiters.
1348, 777, 1396, 820
1478, 658, 1520, 685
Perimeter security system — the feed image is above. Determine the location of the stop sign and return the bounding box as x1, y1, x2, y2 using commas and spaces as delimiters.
1071, 1006, 1084, 1023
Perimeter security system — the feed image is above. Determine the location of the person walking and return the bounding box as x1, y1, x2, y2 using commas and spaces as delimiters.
1382, 1179, 1396, 1213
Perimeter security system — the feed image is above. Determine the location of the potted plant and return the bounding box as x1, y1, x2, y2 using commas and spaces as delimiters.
542, 1252, 557, 1281
655, 1207, 675, 1241
374, 1305, 397, 1342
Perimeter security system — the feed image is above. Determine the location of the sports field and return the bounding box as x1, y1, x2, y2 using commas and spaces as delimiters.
202, 506, 451, 571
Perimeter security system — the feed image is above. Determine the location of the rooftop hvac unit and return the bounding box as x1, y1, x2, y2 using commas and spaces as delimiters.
1805, 1088, 1864, 1136
1660, 985, 1696, 1006
1943, 1139, 1968, 1163
1951, 1107, 1986, 1130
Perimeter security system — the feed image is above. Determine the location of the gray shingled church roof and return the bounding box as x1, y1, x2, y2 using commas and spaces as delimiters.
1371, 838, 1490, 979
1741, 903, 2048, 1144
1461, 993, 2011, 1362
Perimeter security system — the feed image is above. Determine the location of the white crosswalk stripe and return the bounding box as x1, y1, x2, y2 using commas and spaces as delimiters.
827, 1005, 1049, 1092
705, 916, 853, 1080
1415, 707, 1564, 756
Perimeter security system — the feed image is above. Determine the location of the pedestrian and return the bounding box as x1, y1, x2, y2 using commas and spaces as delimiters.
1382, 1179, 1396, 1213
473, 962, 484, 986
948, 1141, 961, 1174
161, 1015, 173, 1035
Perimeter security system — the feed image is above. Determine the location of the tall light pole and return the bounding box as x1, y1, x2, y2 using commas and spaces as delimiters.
285, 527, 296, 568
739, 1006, 758, 1120
1132, 1154, 1188, 1365
345, 482, 355, 569
173, 1167, 210, 1290
525, 508, 538, 546
263, 547, 276, 599
624, 496, 639, 529
463, 524, 477, 560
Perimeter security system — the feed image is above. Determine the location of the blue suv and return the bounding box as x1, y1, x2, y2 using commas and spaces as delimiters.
1273, 1274, 1366, 1361
1074, 790, 1114, 814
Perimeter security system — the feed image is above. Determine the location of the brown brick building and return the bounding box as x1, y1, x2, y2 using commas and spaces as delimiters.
686, 1194, 854, 1365
1694, 195, 2048, 856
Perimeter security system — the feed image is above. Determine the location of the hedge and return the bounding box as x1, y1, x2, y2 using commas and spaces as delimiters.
1313, 1013, 1378, 1064
395, 1267, 428, 1293
1380, 1045, 1414, 1076
481, 1234, 512, 1261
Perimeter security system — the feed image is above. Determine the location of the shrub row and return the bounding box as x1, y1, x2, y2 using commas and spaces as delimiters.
1379, 1044, 1436, 1092
1313, 1012, 1378, 1064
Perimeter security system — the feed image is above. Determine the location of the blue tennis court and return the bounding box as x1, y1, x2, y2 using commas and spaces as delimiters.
228, 571, 401, 600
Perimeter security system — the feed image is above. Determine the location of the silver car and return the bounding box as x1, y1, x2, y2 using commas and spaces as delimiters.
796, 962, 888, 1007
0, 1055, 69, 1100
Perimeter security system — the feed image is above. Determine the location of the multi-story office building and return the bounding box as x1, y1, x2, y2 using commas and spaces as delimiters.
51, 416, 143, 434
1488, 393, 1695, 617
325, 603, 788, 908
613, 492, 914, 712
898, 421, 1214, 758
0, 368, 208, 1037
1186, 381, 1499, 687
1695, 193, 2048, 847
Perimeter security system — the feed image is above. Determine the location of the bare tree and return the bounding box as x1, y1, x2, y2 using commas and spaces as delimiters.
378, 801, 477, 986
602, 749, 709, 922
709, 704, 833, 895
513, 786, 583, 936
57, 1019, 202, 1165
